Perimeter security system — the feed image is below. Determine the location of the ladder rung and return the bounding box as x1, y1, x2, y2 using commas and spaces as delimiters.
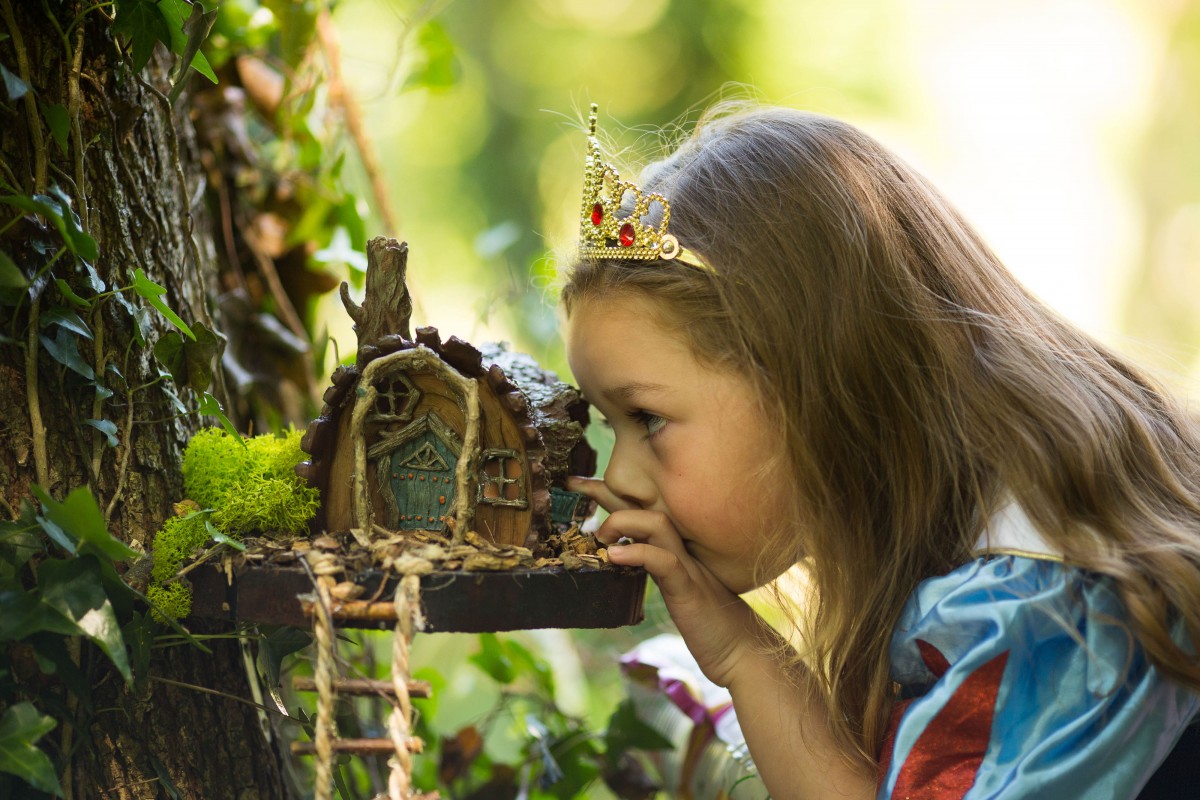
291, 676, 431, 698
301, 598, 405, 621
291, 737, 424, 756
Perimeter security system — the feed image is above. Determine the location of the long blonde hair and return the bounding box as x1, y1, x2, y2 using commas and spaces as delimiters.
561, 104, 1200, 767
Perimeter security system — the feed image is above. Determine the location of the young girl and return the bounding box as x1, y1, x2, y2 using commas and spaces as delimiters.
561, 104, 1200, 799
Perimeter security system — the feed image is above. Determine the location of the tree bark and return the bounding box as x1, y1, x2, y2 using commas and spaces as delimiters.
0, 3, 288, 797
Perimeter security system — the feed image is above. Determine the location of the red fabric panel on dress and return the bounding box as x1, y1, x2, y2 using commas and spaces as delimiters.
889, 641, 1009, 799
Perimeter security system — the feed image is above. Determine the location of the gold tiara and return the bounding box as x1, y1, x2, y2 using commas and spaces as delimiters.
578, 104, 712, 272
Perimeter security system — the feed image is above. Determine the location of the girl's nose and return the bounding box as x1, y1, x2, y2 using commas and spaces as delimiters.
603, 439, 656, 509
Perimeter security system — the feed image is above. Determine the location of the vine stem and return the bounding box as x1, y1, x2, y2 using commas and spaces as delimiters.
26, 297, 50, 490
104, 349, 136, 524
89, 303, 106, 484
388, 574, 422, 799
69, 14, 89, 232
0, 0, 48, 192
312, 574, 337, 800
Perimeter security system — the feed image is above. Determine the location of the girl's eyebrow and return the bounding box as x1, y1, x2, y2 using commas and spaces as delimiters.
605, 381, 668, 403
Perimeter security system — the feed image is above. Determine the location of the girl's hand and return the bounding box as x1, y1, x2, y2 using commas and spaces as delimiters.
570, 476, 761, 688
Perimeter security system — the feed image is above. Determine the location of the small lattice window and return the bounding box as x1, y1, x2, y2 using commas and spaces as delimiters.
477, 449, 526, 508
373, 373, 419, 422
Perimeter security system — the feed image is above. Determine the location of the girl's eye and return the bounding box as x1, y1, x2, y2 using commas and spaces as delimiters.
629, 410, 666, 437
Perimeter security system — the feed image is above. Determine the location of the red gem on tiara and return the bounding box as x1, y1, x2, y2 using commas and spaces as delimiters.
591, 203, 603, 226
619, 222, 635, 247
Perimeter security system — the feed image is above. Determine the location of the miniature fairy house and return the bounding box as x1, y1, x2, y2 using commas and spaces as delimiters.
296, 238, 596, 550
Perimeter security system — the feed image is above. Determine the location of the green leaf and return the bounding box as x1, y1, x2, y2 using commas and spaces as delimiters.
0, 702, 61, 795
113, 0, 172, 73
158, 0, 218, 84
32, 485, 138, 562
39, 556, 133, 683
469, 633, 516, 684
152, 321, 221, 392
41, 187, 98, 262
0, 192, 97, 262
402, 21, 459, 92
198, 392, 242, 442
39, 328, 95, 380
42, 102, 70, 155
167, 2, 219, 103
35, 514, 76, 554
0, 249, 26, 290
132, 268, 194, 339
26, 631, 93, 710
206, 521, 244, 552
0, 504, 43, 576
40, 306, 93, 339
84, 418, 119, 447
0, 62, 29, 100
258, 625, 311, 689
604, 699, 673, 758
0, 578, 80, 640
53, 277, 91, 309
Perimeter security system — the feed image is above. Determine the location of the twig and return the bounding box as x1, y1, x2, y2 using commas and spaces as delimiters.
148, 676, 305, 723
0, 0, 47, 192
314, 7, 399, 238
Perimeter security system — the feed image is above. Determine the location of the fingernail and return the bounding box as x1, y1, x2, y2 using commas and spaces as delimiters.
615, 536, 633, 546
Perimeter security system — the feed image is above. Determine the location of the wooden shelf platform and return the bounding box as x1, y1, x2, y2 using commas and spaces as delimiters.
189, 562, 647, 632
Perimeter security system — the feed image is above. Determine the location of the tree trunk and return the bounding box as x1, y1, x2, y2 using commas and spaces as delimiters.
0, 3, 288, 797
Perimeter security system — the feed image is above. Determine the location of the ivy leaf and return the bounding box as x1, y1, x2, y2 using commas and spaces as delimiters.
158, 0, 218, 84
257, 624, 311, 689
42, 101, 70, 155
39, 327, 95, 380
40, 306, 93, 340
131, 268, 194, 339
0, 702, 61, 795
0, 192, 98, 262
31, 485, 138, 562
152, 321, 220, 392
84, 418, 119, 447
113, 0, 172, 73
39, 556, 133, 684
0, 62, 30, 100
198, 392, 242, 442
167, 1, 220, 103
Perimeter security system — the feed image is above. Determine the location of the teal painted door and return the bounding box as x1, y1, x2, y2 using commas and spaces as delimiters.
389, 433, 457, 530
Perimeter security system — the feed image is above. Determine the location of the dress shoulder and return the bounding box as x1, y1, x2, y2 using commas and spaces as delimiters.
878, 555, 1198, 799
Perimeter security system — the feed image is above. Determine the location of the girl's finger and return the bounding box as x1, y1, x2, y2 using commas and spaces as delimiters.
596, 509, 690, 563
567, 476, 633, 513
605, 541, 689, 592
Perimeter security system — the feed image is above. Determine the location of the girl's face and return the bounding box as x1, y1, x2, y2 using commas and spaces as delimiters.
565, 292, 791, 594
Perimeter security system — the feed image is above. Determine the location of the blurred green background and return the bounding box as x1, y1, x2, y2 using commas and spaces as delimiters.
215, 0, 1200, 795
321, 0, 1200, 400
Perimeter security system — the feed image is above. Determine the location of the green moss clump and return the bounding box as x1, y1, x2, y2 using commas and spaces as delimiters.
150, 509, 210, 585
147, 581, 192, 623
151, 427, 321, 619
182, 427, 319, 536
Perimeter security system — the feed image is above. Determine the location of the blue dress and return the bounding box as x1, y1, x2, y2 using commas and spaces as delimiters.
877, 523, 1199, 798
